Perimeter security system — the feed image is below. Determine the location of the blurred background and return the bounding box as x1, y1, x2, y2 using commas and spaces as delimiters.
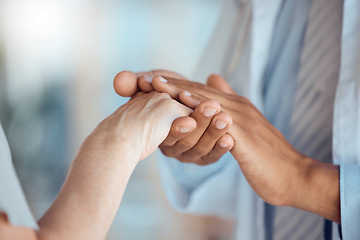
0, 0, 234, 239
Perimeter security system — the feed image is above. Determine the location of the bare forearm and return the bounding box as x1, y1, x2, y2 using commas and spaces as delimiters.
38, 138, 138, 240
0, 92, 191, 240
291, 157, 340, 223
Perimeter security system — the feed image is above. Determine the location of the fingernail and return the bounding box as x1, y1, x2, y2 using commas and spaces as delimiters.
144, 75, 153, 83
184, 90, 191, 96
219, 142, 229, 148
215, 120, 228, 129
203, 107, 217, 117
159, 76, 168, 83
179, 126, 193, 133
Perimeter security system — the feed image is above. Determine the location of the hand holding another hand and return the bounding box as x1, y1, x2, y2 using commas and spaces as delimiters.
114, 70, 234, 165
85, 91, 193, 163
113, 70, 300, 205
139, 74, 303, 206
130, 73, 339, 223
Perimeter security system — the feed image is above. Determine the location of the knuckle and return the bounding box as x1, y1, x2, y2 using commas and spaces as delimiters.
196, 120, 210, 129
150, 91, 169, 98
191, 147, 207, 157
160, 146, 177, 158
178, 155, 196, 163
176, 140, 193, 151
155, 92, 171, 101
242, 101, 253, 111
239, 96, 251, 103
159, 92, 171, 98
159, 97, 178, 109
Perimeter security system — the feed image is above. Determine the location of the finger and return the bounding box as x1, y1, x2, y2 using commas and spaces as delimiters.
153, 75, 233, 105
134, 70, 186, 79
136, 70, 188, 92
138, 74, 155, 92
161, 116, 196, 147
165, 99, 221, 158
113, 71, 139, 97
178, 90, 206, 109
207, 74, 237, 95
152, 76, 207, 108
180, 111, 232, 161
139, 70, 187, 80
199, 133, 234, 165
153, 75, 205, 93
152, 76, 183, 100
114, 70, 187, 97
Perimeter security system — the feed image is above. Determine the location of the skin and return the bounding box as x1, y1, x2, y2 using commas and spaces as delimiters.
114, 71, 234, 165
0, 91, 192, 240
113, 71, 340, 224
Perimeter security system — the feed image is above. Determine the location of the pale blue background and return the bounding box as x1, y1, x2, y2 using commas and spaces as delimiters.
0, 0, 232, 239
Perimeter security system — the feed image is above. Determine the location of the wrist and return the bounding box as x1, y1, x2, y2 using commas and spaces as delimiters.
291, 157, 340, 223
81, 132, 141, 168
42, 133, 139, 239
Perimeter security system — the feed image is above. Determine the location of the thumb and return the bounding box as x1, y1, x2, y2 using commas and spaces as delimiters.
207, 74, 237, 95
113, 71, 139, 97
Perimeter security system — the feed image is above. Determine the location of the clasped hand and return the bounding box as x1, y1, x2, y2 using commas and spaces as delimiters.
88, 91, 193, 163
113, 70, 340, 224
114, 71, 304, 206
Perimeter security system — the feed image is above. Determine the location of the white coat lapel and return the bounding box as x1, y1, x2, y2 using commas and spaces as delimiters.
333, 0, 360, 164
